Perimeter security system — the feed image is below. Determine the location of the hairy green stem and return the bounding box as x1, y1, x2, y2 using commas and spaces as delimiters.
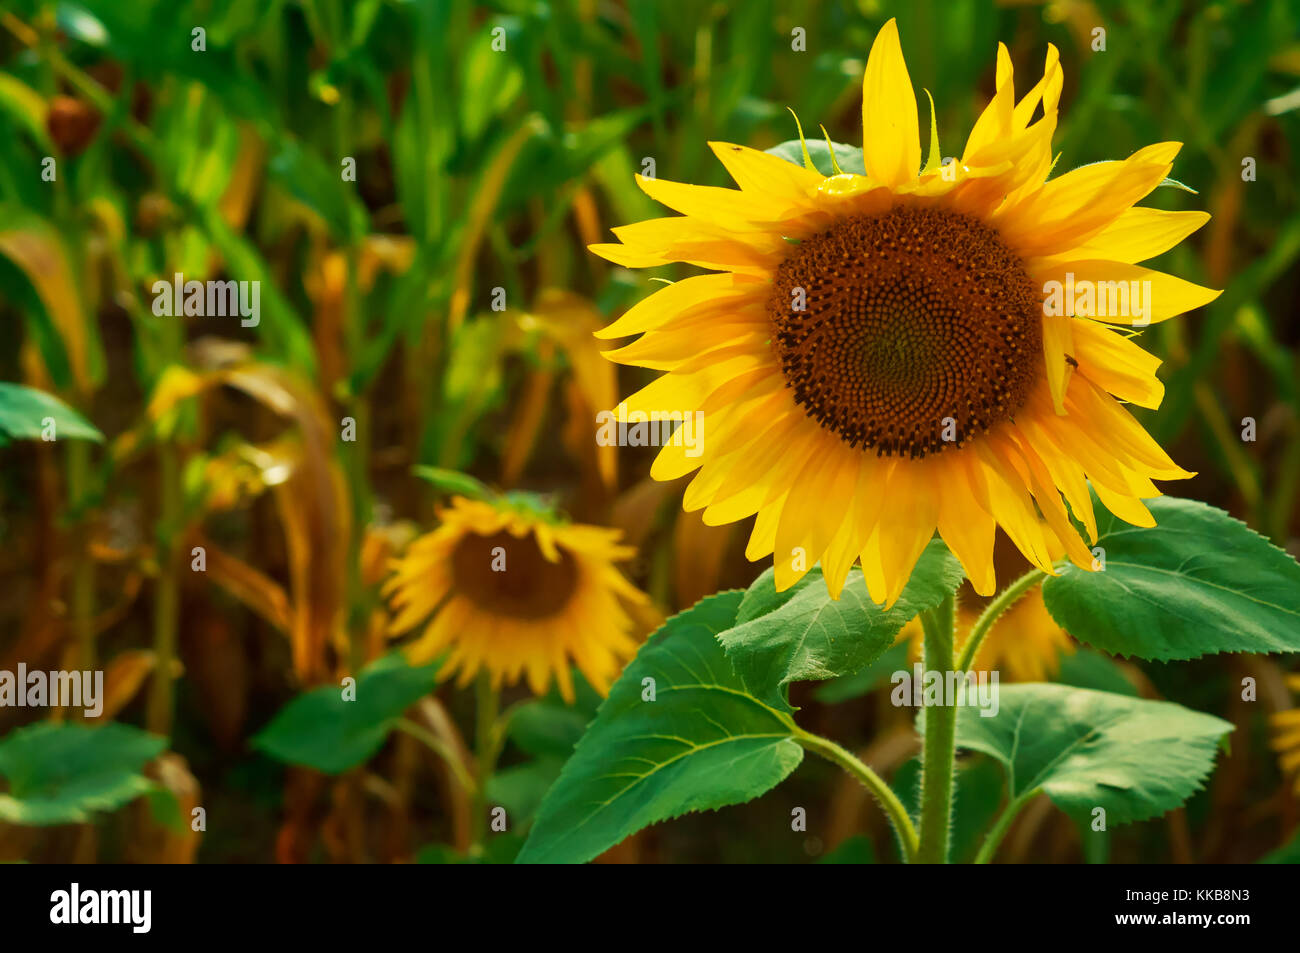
917, 594, 956, 863
795, 730, 919, 862
957, 568, 1048, 673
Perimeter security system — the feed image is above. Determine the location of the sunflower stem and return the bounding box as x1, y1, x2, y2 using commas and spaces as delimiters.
795, 729, 919, 862
470, 671, 502, 853
956, 568, 1048, 673
973, 789, 1039, 864
145, 441, 182, 736
917, 592, 956, 863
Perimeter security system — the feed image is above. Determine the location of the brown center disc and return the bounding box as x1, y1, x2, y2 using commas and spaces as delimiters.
450, 529, 578, 620
767, 205, 1041, 458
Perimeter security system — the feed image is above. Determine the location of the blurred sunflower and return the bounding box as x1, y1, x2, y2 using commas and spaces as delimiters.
1270, 674, 1300, 797
593, 18, 1219, 605
383, 495, 646, 702
899, 585, 1073, 683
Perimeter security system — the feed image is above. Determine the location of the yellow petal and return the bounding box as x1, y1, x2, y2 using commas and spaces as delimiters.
936, 455, 997, 596
1067, 378, 1193, 479
708, 141, 825, 205
1033, 260, 1221, 326
636, 173, 801, 223
869, 458, 939, 607
1015, 416, 1099, 542
963, 43, 1015, 163
596, 273, 763, 340
746, 496, 784, 560
602, 325, 766, 370
1042, 311, 1075, 414
1072, 320, 1165, 409
861, 19, 921, 189
604, 216, 786, 272
974, 442, 1055, 573
1093, 480, 1156, 528
997, 142, 1182, 257
1048, 207, 1210, 265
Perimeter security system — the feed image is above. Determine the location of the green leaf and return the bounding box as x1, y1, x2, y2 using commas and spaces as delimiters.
1042, 496, 1300, 660
0, 722, 166, 825
506, 677, 602, 759
1055, 649, 1139, 697
0, 74, 53, 151
953, 684, 1232, 825
424, 314, 517, 466
459, 21, 525, 141
717, 539, 963, 711
145, 787, 186, 833
1258, 827, 1300, 864
813, 641, 911, 704
818, 834, 876, 864
0, 383, 103, 447
417, 833, 524, 865
766, 138, 865, 177
253, 653, 440, 774
411, 466, 492, 500
486, 757, 566, 825
517, 592, 803, 864
493, 678, 602, 828
267, 139, 368, 241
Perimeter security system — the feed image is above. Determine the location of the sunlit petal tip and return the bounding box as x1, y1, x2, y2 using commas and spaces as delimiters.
821, 564, 850, 601
772, 563, 807, 592
995, 42, 1013, 86
861, 17, 921, 188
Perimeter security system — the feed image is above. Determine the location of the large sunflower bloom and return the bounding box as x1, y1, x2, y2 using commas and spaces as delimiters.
384, 496, 647, 701
593, 19, 1219, 605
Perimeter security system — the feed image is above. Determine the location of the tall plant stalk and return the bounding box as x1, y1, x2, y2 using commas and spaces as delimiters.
917, 593, 956, 863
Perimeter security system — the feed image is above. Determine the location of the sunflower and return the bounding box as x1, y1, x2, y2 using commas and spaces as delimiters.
593, 19, 1219, 605
898, 586, 1073, 683
1270, 674, 1300, 797
383, 495, 647, 702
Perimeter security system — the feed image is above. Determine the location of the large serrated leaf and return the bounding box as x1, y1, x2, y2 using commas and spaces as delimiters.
517, 591, 802, 864
253, 653, 440, 774
954, 684, 1232, 825
1042, 496, 1300, 660
0, 722, 166, 825
717, 539, 963, 711
765, 138, 865, 177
